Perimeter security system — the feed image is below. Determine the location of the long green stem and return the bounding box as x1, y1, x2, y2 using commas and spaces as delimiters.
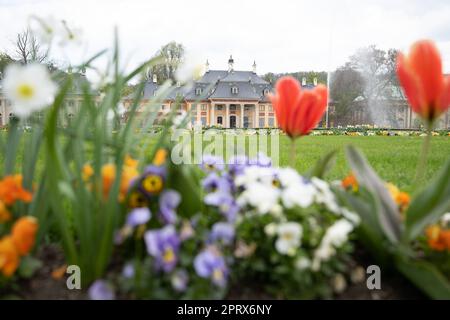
290, 139, 297, 168
414, 126, 432, 189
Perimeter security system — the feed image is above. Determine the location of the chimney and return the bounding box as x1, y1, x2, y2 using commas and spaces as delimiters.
313, 77, 318, 86
228, 55, 234, 72
252, 60, 257, 73
152, 74, 157, 83
302, 77, 307, 86
205, 59, 210, 72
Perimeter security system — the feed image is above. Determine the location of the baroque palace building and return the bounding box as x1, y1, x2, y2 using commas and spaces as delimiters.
123, 56, 319, 129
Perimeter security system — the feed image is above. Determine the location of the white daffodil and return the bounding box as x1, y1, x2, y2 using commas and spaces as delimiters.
2, 63, 57, 118
59, 21, 83, 47
175, 52, 205, 84
275, 222, 302, 256
29, 15, 62, 45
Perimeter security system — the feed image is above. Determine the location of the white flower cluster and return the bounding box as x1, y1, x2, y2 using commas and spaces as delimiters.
29, 15, 83, 47
235, 165, 359, 264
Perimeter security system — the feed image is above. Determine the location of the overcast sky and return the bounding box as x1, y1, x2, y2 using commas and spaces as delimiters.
1, 0, 450, 75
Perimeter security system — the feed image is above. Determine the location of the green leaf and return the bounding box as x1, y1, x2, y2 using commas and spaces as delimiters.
18, 256, 43, 279
405, 157, 450, 241
306, 149, 337, 179
395, 256, 450, 299
345, 145, 402, 244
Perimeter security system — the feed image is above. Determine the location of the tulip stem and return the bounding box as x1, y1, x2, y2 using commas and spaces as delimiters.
414, 126, 432, 189
290, 139, 297, 168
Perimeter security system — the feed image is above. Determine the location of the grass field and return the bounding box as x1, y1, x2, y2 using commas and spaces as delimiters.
1, 132, 449, 193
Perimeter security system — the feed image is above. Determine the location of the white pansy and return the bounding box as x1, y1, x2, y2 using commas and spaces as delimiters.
238, 182, 280, 215
235, 166, 275, 188
275, 222, 302, 256
277, 167, 302, 187
269, 204, 283, 218
281, 182, 316, 209
312, 219, 354, 271
175, 52, 205, 83
340, 207, 361, 225
311, 177, 340, 213
2, 63, 57, 118
295, 256, 311, 270
264, 223, 278, 236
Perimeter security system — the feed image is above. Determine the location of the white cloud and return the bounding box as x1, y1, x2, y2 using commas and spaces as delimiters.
1, 0, 450, 74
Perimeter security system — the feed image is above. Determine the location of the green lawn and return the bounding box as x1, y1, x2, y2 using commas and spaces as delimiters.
1, 131, 449, 194
280, 135, 450, 192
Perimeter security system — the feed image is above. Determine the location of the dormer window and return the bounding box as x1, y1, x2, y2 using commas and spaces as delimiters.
263, 88, 269, 96
195, 87, 202, 95
231, 86, 238, 95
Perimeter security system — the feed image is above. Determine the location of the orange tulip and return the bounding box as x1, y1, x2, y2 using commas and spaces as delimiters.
0, 175, 33, 206
11, 216, 39, 256
268, 76, 328, 138
0, 236, 20, 277
397, 40, 450, 124
0, 200, 12, 223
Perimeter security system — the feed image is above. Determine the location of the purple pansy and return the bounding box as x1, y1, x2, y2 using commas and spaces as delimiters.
137, 165, 167, 196
201, 155, 225, 172
122, 263, 135, 279
144, 225, 180, 272
88, 280, 115, 300
126, 207, 151, 227
228, 155, 249, 176
249, 153, 272, 167
209, 222, 235, 245
159, 190, 181, 224
194, 249, 228, 287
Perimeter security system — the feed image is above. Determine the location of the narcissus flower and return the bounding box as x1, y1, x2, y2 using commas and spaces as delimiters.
397, 40, 450, 124
268, 76, 328, 138
0, 236, 20, 277
2, 63, 57, 118
0, 175, 33, 206
11, 216, 39, 256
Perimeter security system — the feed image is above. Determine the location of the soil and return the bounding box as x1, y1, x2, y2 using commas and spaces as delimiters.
5, 245, 426, 300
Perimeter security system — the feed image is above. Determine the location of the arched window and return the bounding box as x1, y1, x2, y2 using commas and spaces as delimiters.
263, 88, 269, 96
231, 86, 239, 94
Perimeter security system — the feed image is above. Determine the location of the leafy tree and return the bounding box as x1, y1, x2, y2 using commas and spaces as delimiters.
148, 42, 185, 84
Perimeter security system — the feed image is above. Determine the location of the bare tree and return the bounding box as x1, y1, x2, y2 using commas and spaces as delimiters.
13, 29, 48, 65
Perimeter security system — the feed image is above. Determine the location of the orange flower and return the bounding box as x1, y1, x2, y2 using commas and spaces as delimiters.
101, 158, 139, 202
425, 225, 450, 251
11, 216, 39, 256
342, 173, 358, 192
0, 200, 12, 223
82, 164, 94, 182
153, 149, 168, 166
125, 155, 139, 168
268, 76, 328, 138
395, 192, 411, 213
397, 40, 450, 124
0, 175, 33, 206
0, 236, 20, 277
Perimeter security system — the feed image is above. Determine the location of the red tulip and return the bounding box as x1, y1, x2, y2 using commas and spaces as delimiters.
268, 76, 328, 138
397, 40, 450, 124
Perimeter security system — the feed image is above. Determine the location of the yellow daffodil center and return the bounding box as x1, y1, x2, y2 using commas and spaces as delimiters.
142, 175, 163, 193
163, 248, 175, 263
17, 84, 34, 99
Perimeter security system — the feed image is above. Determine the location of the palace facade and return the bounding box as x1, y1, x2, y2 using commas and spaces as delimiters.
122, 56, 320, 129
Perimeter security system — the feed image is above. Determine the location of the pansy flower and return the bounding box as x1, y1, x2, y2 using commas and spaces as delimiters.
144, 225, 180, 272
138, 165, 167, 197
201, 155, 225, 172
194, 248, 228, 287
159, 190, 181, 224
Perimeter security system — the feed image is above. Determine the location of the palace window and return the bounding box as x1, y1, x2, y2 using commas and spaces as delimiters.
201, 104, 207, 111
259, 105, 265, 111
230, 105, 237, 111
195, 87, 203, 95
263, 89, 269, 96
217, 116, 223, 125
201, 117, 207, 125
191, 117, 197, 125
231, 86, 238, 94
216, 105, 223, 111
161, 105, 166, 110
268, 105, 273, 112
191, 104, 197, 111
259, 117, 265, 127
268, 117, 275, 127
67, 100, 75, 107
